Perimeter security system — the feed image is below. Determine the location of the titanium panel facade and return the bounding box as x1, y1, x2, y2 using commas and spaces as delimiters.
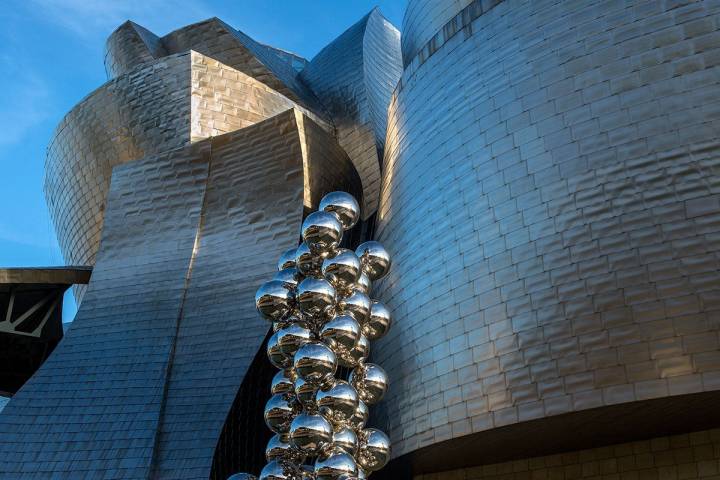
46, 50, 324, 302
300, 8, 402, 216
400, 0, 475, 66
0, 109, 361, 479
374, 0, 720, 467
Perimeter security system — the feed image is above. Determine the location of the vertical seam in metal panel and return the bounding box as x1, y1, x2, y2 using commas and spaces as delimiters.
148, 146, 215, 479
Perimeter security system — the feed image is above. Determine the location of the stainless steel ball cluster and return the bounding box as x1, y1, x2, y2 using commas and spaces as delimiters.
230, 192, 392, 480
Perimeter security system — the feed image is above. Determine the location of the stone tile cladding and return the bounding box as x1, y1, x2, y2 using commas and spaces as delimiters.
374, 0, 720, 458
300, 8, 402, 217
0, 110, 361, 479
45, 51, 319, 302
416, 428, 720, 480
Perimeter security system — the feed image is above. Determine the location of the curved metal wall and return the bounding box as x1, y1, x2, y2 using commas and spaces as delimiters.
0, 109, 362, 479
400, 0, 474, 66
300, 8, 402, 217
45, 51, 320, 302
376, 0, 720, 460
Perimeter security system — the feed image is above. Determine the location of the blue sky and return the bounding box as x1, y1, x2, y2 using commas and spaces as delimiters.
0, 0, 405, 322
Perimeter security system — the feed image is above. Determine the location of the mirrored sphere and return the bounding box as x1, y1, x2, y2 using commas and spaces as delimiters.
354, 241, 391, 281
228, 474, 258, 480
256, 280, 295, 321
289, 413, 333, 455
348, 400, 369, 430
349, 363, 388, 405
264, 394, 299, 434
294, 376, 319, 410
277, 324, 314, 358
267, 331, 292, 369
295, 242, 327, 277
315, 451, 358, 480
319, 191, 360, 231
316, 380, 359, 428
357, 429, 391, 472
259, 460, 299, 480
322, 250, 361, 290
271, 370, 295, 395
302, 211, 343, 254
332, 427, 359, 456
354, 272, 372, 295
277, 247, 298, 270
320, 315, 361, 358
338, 334, 369, 368
266, 434, 306, 464
294, 341, 338, 386
337, 291, 371, 326
297, 278, 336, 318
274, 268, 302, 288
364, 301, 392, 340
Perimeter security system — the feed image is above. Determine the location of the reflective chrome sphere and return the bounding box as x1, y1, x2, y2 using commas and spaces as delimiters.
266, 434, 306, 464
348, 400, 369, 430
289, 413, 333, 455
320, 315, 361, 359
295, 242, 327, 276
322, 250, 361, 291
277, 247, 298, 270
349, 363, 388, 405
264, 394, 299, 434
294, 341, 338, 386
228, 474, 258, 480
354, 241, 391, 281
364, 301, 392, 340
277, 324, 314, 358
274, 268, 302, 288
259, 460, 299, 480
338, 334, 369, 368
316, 380, 359, 428
271, 370, 296, 395
302, 211, 343, 254
337, 290, 371, 326
267, 331, 292, 369
294, 376, 319, 410
319, 191, 360, 231
297, 278, 336, 318
357, 429, 391, 472
332, 427, 359, 456
355, 272, 372, 295
315, 451, 358, 480
256, 280, 295, 321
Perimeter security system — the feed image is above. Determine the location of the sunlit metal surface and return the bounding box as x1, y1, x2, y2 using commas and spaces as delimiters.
374, 0, 720, 466
0, 109, 361, 479
106, 18, 326, 118
46, 50, 328, 303
300, 8, 401, 217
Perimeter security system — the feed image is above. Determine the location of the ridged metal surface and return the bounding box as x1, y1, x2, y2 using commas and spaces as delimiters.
104, 21, 167, 78
107, 17, 327, 119
0, 109, 361, 479
300, 8, 402, 217
401, 0, 475, 66
375, 0, 720, 459
45, 51, 324, 303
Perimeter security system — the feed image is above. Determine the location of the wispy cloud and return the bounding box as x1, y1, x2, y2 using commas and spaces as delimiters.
0, 57, 51, 146
26, 0, 212, 40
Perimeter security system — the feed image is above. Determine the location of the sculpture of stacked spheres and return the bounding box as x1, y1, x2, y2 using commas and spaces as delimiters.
233, 191, 392, 480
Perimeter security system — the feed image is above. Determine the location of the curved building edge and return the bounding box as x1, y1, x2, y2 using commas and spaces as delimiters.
374, 0, 720, 472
